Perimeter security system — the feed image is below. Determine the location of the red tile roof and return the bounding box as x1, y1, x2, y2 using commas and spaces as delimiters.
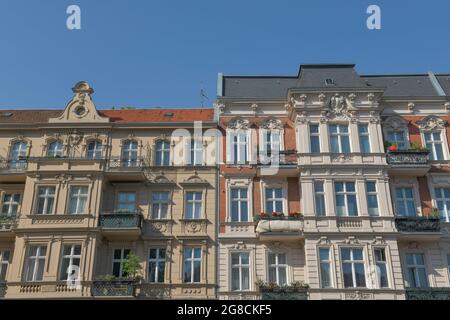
0, 108, 214, 124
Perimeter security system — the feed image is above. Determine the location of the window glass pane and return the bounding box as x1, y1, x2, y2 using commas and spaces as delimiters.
341, 136, 350, 153
354, 263, 366, 287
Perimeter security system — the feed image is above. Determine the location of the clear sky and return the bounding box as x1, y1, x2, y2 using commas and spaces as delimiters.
0, 0, 449, 110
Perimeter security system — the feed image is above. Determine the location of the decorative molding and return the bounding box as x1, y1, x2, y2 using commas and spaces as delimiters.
416, 115, 447, 131
261, 118, 284, 130
383, 116, 409, 131
227, 118, 250, 130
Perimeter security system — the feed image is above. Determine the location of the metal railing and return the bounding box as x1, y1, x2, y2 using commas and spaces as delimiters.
106, 157, 145, 170
406, 288, 450, 300
0, 281, 6, 298
91, 280, 136, 297
99, 211, 142, 228
386, 150, 430, 165
395, 216, 441, 232
0, 160, 28, 172
0, 215, 18, 231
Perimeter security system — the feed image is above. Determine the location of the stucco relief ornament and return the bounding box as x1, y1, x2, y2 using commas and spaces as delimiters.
261, 118, 283, 130
445, 102, 450, 112
408, 102, 415, 111
326, 94, 354, 120
318, 93, 326, 105
68, 129, 83, 146
417, 116, 447, 130
250, 104, 258, 114
151, 221, 167, 232
227, 118, 250, 130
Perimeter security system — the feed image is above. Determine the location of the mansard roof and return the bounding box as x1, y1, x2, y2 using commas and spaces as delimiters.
220, 64, 450, 99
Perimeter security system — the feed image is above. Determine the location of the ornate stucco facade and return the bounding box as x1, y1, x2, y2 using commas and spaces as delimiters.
0, 82, 217, 299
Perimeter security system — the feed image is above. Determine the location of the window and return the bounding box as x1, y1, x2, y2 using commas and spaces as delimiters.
406, 253, 428, 288
265, 188, 283, 213
47, 141, 64, 157
68, 186, 88, 214
151, 192, 170, 219
10, 141, 27, 168
0, 250, 10, 281
112, 248, 131, 278
231, 252, 250, 291
366, 181, 379, 216
447, 254, 450, 281
230, 188, 248, 222
188, 139, 203, 165
387, 130, 407, 150
1, 193, 20, 216
309, 124, 320, 153
121, 141, 138, 167
374, 248, 389, 288
148, 248, 166, 283
424, 132, 444, 160
155, 141, 170, 166
262, 130, 281, 155
25, 246, 47, 282
183, 247, 201, 283
36, 186, 56, 214
395, 187, 416, 216
330, 124, 350, 153
117, 192, 136, 212
358, 124, 371, 153
185, 191, 202, 219
59, 245, 81, 281
86, 141, 102, 159
230, 132, 247, 164
268, 253, 287, 286
314, 181, 326, 217
335, 182, 358, 216
319, 248, 332, 288
341, 248, 366, 288
435, 187, 450, 222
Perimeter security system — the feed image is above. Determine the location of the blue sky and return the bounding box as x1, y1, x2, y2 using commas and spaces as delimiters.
0, 0, 449, 109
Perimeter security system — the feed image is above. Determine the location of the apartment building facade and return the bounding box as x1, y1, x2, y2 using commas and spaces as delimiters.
216, 64, 450, 300
0, 81, 218, 299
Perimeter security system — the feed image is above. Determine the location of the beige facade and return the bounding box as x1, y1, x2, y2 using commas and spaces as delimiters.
0, 82, 217, 299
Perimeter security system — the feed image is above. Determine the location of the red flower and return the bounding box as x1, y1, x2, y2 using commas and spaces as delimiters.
388, 145, 397, 152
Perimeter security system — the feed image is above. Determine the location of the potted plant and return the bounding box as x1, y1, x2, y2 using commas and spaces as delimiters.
288, 212, 302, 219
429, 207, 441, 219
122, 252, 143, 282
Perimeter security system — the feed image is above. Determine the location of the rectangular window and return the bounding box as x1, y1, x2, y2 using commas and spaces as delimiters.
335, 182, 358, 216
230, 188, 248, 222
151, 192, 170, 219
358, 124, 371, 153
387, 130, 407, 150
25, 246, 47, 282
36, 186, 56, 215
0, 250, 10, 281
265, 188, 283, 213
189, 139, 203, 165
68, 186, 88, 214
424, 132, 444, 161
341, 248, 366, 288
309, 124, 321, 153
395, 187, 416, 216
59, 245, 81, 281
231, 132, 248, 164
330, 124, 350, 153
1, 193, 21, 216
231, 252, 250, 291
148, 248, 166, 283
87, 141, 103, 159
374, 248, 389, 288
183, 247, 201, 283
447, 254, 450, 282
117, 192, 136, 212
268, 253, 287, 286
112, 248, 131, 278
185, 191, 202, 219
314, 181, 326, 216
319, 248, 332, 288
366, 181, 379, 216
434, 187, 450, 222
262, 130, 281, 155
406, 253, 428, 288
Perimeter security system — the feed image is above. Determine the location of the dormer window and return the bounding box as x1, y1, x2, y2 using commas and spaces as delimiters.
325, 78, 335, 86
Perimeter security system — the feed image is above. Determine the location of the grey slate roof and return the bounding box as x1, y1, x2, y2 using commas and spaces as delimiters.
221, 64, 450, 99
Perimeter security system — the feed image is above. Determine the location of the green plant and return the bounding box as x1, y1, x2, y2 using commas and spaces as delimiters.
429, 207, 440, 218
122, 252, 143, 280
97, 274, 118, 281
409, 142, 428, 152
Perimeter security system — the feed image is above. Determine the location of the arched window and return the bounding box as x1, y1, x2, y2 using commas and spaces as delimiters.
155, 141, 170, 166
121, 141, 138, 167
86, 141, 103, 159
10, 141, 28, 168
47, 141, 64, 158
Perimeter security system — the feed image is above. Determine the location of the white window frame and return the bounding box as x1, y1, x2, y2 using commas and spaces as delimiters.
86, 140, 103, 159
309, 124, 321, 153
116, 191, 137, 212
155, 140, 170, 166
366, 181, 379, 216
187, 139, 203, 166
1, 192, 21, 216
334, 181, 358, 217
47, 141, 64, 157
67, 186, 89, 215
267, 252, 288, 286
151, 191, 170, 219
59, 244, 81, 281
318, 247, 333, 288
185, 191, 203, 219
148, 248, 166, 283
394, 186, 418, 217
228, 130, 249, 164
340, 247, 367, 288
262, 181, 287, 215
372, 247, 390, 289
0, 250, 10, 281
434, 187, 450, 222
329, 124, 351, 153
121, 140, 139, 167
422, 130, 447, 161
25, 245, 47, 282
230, 251, 250, 291
405, 252, 429, 288
386, 129, 409, 150
226, 179, 253, 223
183, 247, 202, 283
35, 186, 56, 215
314, 181, 326, 217
229, 187, 249, 222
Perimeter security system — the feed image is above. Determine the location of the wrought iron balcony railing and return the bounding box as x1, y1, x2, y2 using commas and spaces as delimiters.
0, 160, 28, 172
106, 157, 145, 170
258, 282, 309, 300
91, 280, 136, 297
0, 215, 18, 231
395, 216, 441, 233
406, 288, 450, 300
0, 281, 6, 298
386, 150, 430, 165
258, 150, 298, 166
99, 211, 142, 229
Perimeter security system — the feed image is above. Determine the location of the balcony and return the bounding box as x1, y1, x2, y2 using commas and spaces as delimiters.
0, 160, 27, 182
406, 288, 450, 300
255, 213, 304, 241
99, 211, 142, 239
386, 150, 430, 176
91, 280, 137, 297
105, 157, 146, 181
0, 215, 17, 239
257, 150, 299, 176
257, 282, 309, 300
395, 216, 441, 234
0, 281, 6, 298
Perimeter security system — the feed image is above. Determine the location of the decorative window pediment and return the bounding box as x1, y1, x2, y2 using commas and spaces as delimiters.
179, 175, 209, 187
227, 118, 250, 130
416, 116, 447, 131
383, 116, 409, 131
261, 118, 284, 130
